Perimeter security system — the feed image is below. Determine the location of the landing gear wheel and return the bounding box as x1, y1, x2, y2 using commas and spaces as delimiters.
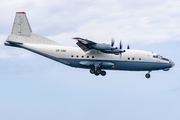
145, 73, 151, 78
90, 69, 95, 74
100, 71, 106, 76
94, 69, 101, 76
95, 72, 100, 76
96, 69, 101, 74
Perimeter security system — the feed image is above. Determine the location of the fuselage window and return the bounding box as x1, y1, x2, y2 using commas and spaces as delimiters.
71, 55, 73, 57
139, 58, 141, 60
132, 58, 135, 60
56, 49, 60, 52
87, 56, 89, 58
77, 55, 78, 58
92, 56, 94, 58
128, 58, 130, 60
82, 56, 84, 58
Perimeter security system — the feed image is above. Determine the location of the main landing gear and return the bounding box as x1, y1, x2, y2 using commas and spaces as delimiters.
145, 71, 151, 79
90, 68, 106, 76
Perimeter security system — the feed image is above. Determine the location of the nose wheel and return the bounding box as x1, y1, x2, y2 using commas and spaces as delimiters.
89, 68, 106, 76
145, 73, 150, 78
145, 71, 151, 78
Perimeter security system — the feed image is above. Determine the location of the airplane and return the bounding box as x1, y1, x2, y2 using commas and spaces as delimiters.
4, 12, 175, 78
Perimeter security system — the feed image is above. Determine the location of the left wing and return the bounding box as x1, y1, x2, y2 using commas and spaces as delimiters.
73, 37, 123, 55
73, 37, 96, 52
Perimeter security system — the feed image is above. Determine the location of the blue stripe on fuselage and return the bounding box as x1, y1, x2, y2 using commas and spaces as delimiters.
62, 58, 171, 71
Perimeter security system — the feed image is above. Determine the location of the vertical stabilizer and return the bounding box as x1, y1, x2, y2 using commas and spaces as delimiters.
5, 12, 62, 46
11, 12, 32, 36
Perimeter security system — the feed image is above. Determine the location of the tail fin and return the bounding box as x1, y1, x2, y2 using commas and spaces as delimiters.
11, 12, 32, 36
5, 12, 62, 46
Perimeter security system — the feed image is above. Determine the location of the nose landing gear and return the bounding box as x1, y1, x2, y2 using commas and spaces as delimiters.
145, 71, 151, 78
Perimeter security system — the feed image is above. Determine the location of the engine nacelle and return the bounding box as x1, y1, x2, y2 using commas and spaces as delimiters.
102, 49, 119, 55
91, 44, 119, 55
92, 43, 111, 50
91, 43, 125, 55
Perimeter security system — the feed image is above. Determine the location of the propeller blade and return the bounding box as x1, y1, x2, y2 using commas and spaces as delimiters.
119, 41, 122, 59
127, 44, 130, 49
119, 41, 126, 59
111, 38, 115, 48
120, 41, 122, 50
111, 38, 115, 53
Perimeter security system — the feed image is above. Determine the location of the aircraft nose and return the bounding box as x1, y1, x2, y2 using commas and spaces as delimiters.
169, 60, 175, 67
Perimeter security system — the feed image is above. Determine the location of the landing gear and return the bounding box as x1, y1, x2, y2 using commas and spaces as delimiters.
90, 68, 95, 74
89, 68, 106, 76
95, 72, 100, 76
145, 73, 150, 78
90, 62, 107, 76
100, 71, 106, 76
145, 71, 151, 78
96, 69, 101, 74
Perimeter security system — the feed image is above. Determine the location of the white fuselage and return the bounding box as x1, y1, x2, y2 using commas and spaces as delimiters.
17, 43, 173, 71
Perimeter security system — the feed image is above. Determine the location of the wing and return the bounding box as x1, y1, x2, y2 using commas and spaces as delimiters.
73, 37, 96, 52
73, 37, 123, 55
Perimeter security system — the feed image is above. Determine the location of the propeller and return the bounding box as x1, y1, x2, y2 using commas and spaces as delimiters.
120, 41, 122, 49
111, 38, 115, 48
110, 39, 128, 57
111, 38, 117, 52
119, 41, 125, 58
127, 44, 130, 49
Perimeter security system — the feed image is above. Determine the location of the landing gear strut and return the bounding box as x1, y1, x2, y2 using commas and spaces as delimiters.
89, 68, 106, 76
145, 71, 151, 78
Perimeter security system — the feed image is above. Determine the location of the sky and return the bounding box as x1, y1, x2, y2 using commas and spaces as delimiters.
0, 0, 180, 120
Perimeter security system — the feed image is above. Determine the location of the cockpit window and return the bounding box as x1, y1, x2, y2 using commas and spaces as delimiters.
153, 55, 158, 58
153, 54, 169, 61
158, 55, 163, 59
162, 57, 169, 61
153, 55, 162, 59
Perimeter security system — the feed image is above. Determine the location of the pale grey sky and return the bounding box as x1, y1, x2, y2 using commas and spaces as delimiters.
0, 0, 180, 120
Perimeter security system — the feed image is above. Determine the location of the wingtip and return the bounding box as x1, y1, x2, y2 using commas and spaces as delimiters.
16, 12, 26, 14
72, 37, 81, 39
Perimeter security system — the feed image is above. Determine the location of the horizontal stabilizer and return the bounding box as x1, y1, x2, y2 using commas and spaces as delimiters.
6, 40, 23, 44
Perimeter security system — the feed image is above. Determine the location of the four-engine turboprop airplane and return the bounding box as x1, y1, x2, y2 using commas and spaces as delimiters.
4, 12, 175, 78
